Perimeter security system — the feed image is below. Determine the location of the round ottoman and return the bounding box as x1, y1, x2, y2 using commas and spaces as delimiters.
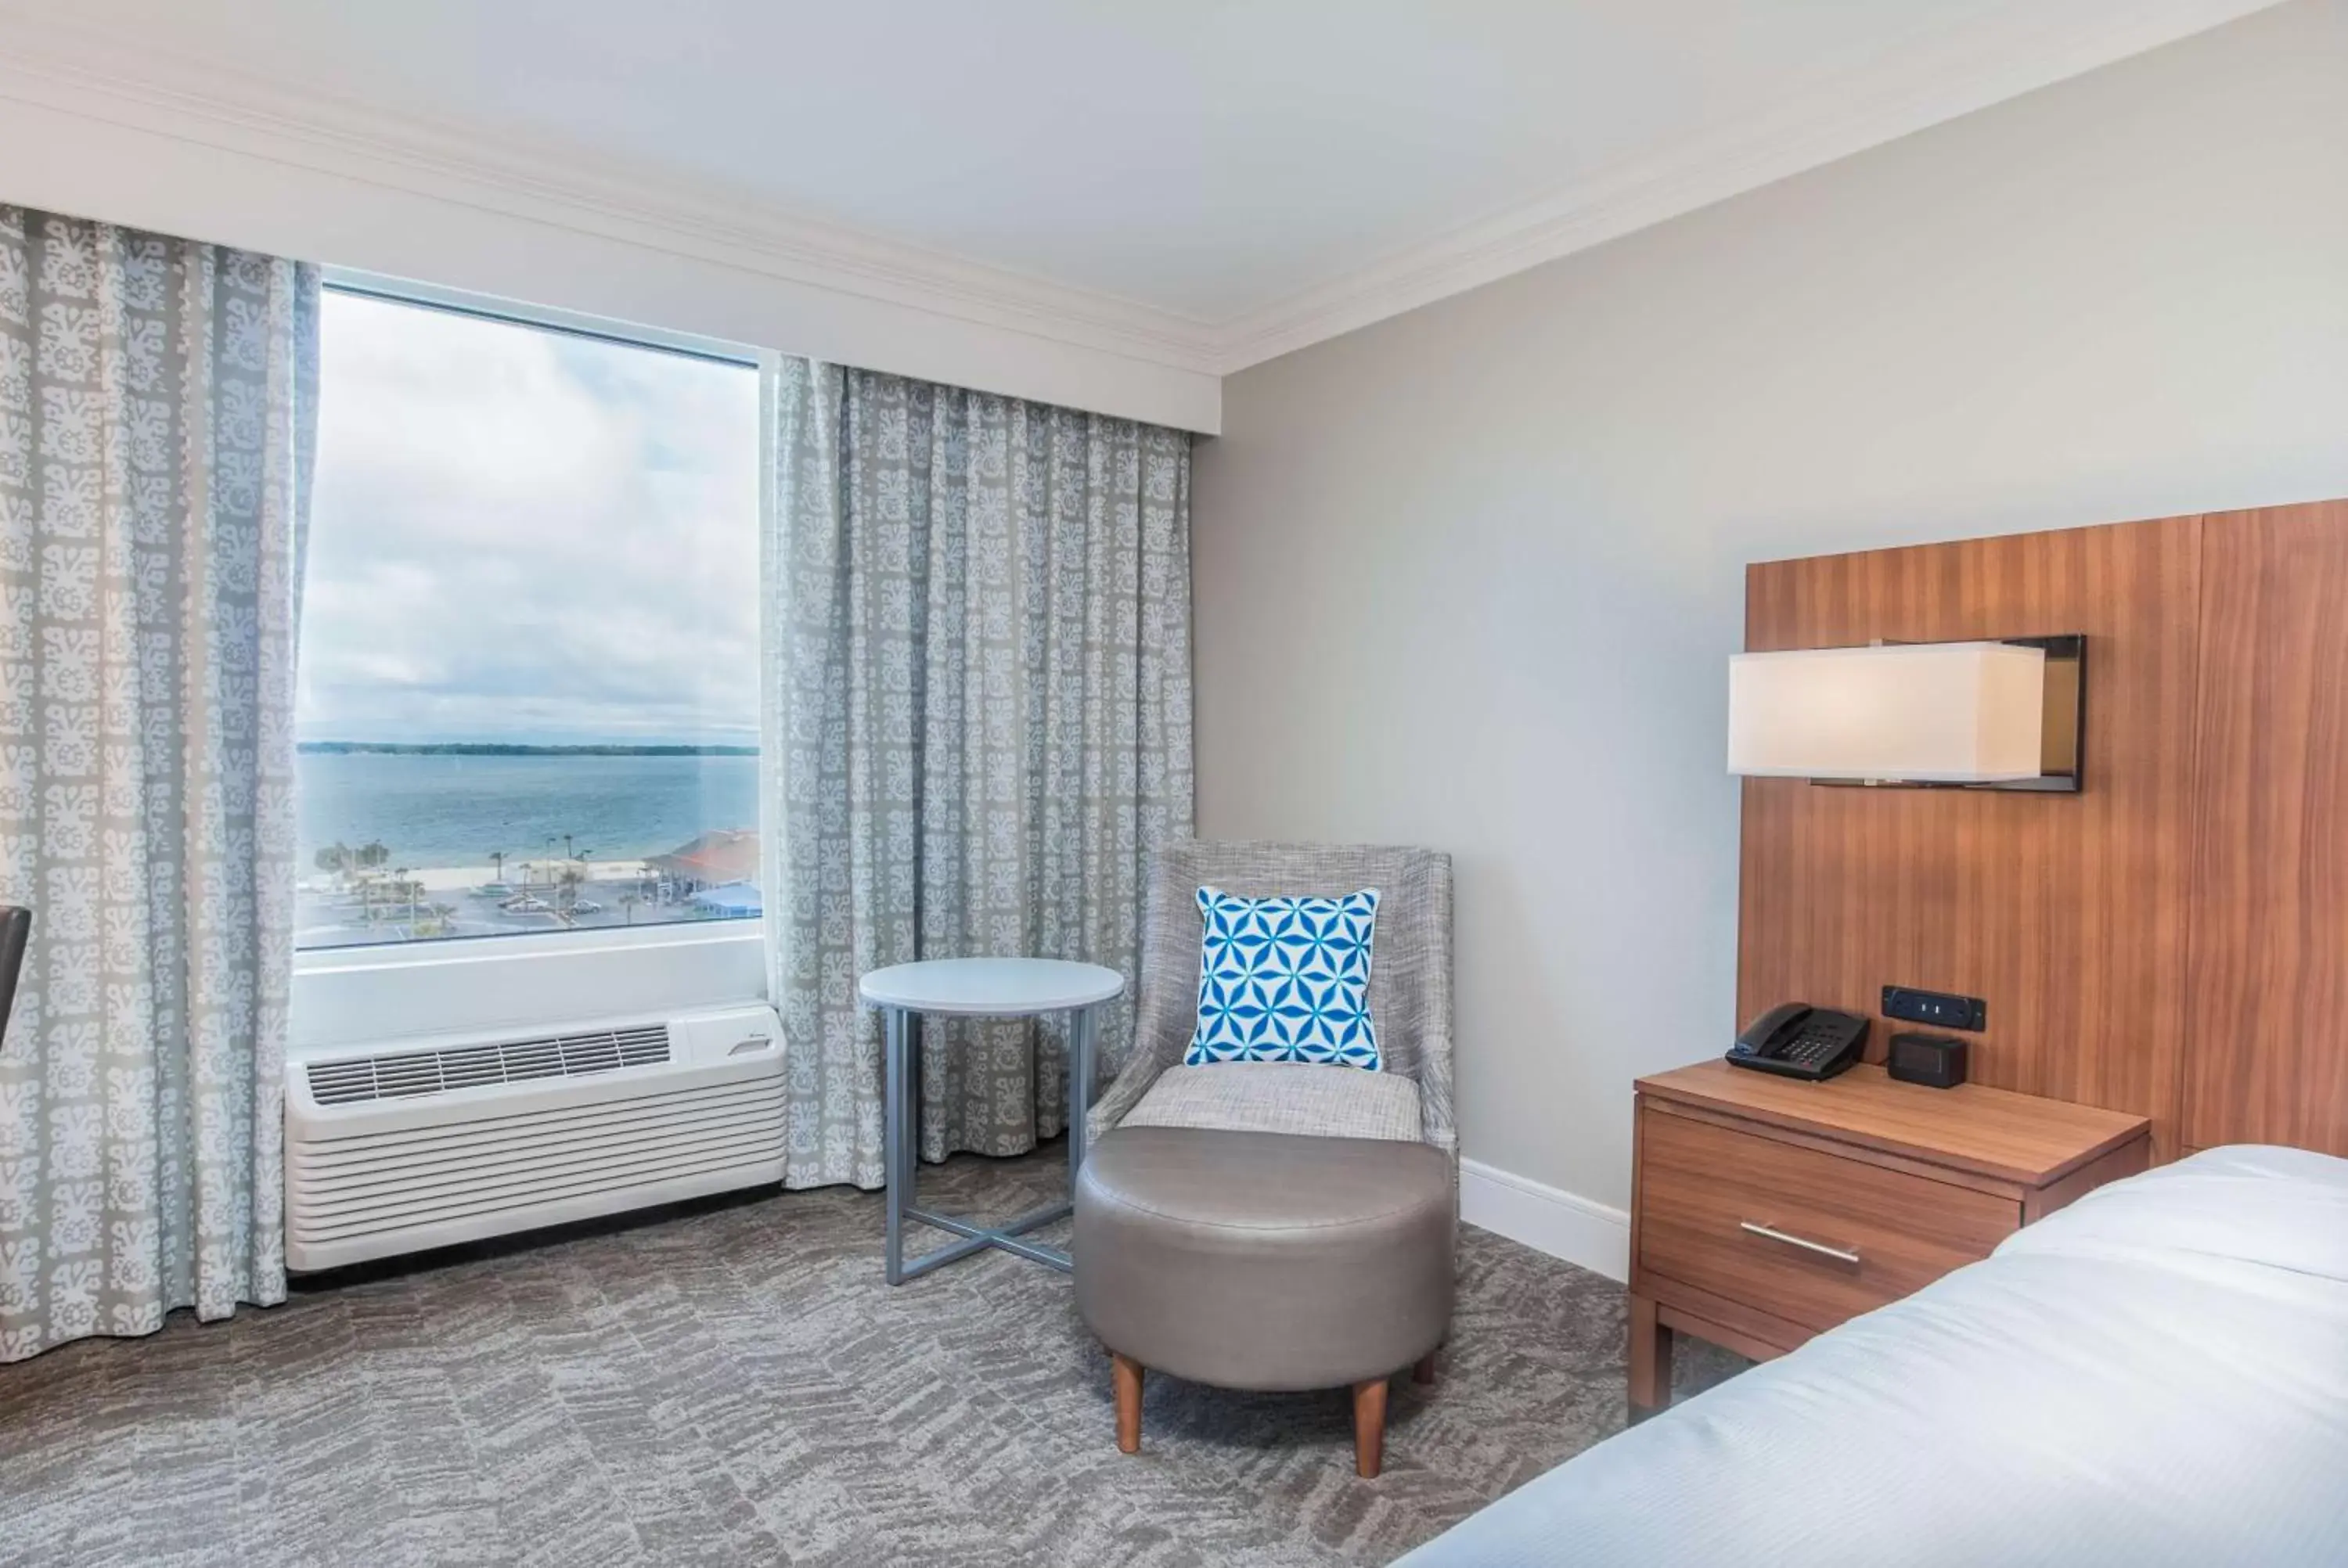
1073, 1124, 1455, 1476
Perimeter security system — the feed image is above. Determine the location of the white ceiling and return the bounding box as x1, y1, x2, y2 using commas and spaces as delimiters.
0, 0, 2285, 372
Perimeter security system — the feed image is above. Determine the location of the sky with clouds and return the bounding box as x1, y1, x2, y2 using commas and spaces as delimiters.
297, 291, 761, 746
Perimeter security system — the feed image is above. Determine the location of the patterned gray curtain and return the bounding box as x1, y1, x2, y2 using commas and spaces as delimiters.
0, 209, 319, 1361
763, 358, 1192, 1189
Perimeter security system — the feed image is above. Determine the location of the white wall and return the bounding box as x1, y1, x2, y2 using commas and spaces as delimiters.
1192, 0, 2348, 1221
0, 89, 1219, 433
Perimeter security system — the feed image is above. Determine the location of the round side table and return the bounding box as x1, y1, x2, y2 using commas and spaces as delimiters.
859, 957, 1124, 1283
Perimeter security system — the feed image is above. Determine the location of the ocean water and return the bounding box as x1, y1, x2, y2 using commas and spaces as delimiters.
297, 751, 759, 871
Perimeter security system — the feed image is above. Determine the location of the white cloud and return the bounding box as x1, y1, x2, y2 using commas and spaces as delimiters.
296, 291, 761, 744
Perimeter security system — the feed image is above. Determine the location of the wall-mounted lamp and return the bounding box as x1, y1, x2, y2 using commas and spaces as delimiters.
1727, 636, 2084, 792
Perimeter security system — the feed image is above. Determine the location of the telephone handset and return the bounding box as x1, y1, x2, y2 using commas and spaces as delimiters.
1728, 1003, 1867, 1081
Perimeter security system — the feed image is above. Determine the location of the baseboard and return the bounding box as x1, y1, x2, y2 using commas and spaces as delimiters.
1459, 1158, 1631, 1282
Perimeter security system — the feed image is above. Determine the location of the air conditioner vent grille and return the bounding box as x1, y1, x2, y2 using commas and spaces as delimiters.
306, 1025, 672, 1106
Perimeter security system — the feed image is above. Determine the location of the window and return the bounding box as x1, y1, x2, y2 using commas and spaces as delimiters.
295, 290, 761, 950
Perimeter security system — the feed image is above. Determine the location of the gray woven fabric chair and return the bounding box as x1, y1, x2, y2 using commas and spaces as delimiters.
1075, 840, 1456, 1476
1089, 840, 1456, 1156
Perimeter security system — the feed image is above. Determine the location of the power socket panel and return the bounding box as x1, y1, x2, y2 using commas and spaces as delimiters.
1882, 985, 1986, 1033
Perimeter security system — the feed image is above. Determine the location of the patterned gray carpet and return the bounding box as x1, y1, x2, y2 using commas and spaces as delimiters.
0, 1144, 1741, 1567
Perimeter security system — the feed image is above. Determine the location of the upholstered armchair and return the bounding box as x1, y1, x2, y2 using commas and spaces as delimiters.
1075, 840, 1457, 1477
1089, 840, 1456, 1156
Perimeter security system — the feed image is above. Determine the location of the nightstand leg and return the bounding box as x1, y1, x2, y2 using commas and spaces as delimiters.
1628, 1292, 1673, 1419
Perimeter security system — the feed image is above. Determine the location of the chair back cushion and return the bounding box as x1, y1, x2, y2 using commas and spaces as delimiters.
1186, 885, 1381, 1069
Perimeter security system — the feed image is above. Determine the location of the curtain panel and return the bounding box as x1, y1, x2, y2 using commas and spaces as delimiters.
0, 209, 318, 1361
763, 359, 1192, 1189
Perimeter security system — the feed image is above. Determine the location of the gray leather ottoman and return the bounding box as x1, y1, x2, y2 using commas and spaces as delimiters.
1074, 1124, 1456, 1476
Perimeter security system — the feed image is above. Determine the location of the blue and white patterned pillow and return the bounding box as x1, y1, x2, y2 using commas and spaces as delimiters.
1185, 886, 1381, 1070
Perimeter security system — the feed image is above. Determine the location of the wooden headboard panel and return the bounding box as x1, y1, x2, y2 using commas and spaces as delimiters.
1738, 498, 2348, 1161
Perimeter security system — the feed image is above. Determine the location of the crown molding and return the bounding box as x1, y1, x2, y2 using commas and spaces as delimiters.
0, 1, 2286, 386
1208, 0, 2287, 373
0, 17, 1226, 377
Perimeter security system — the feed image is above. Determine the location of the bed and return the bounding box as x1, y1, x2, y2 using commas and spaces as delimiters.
1399, 1145, 2348, 1566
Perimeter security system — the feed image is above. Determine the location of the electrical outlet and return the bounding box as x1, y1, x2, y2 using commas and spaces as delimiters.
1882, 985, 1986, 1033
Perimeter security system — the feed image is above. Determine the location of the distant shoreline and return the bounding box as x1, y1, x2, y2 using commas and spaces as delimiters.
300, 743, 758, 757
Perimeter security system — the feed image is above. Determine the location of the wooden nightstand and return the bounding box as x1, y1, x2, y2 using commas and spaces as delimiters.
1627, 1059, 2152, 1415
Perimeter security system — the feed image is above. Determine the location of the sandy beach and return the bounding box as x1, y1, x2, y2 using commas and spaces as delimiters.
393, 860, 650, 894
294, 858, 755, 948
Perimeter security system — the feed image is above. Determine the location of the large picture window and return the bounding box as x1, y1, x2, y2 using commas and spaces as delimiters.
295, 290, 761, 949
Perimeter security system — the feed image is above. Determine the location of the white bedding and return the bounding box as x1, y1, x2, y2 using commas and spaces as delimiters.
1400, 1146, 2348, 1567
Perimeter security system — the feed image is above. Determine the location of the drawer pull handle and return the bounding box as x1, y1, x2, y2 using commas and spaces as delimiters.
1740, 1220, 1860, 1265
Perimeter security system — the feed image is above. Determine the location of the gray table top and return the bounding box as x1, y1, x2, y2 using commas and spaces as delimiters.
858, 956, 1124, 1016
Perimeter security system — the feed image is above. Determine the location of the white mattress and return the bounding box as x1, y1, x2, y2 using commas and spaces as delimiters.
1400, 1146, 2348, 1567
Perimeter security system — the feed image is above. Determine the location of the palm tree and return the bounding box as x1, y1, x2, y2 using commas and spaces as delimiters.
488, 850, 506, 885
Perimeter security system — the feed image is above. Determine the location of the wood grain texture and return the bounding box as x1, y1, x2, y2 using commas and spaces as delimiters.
2022, 1134, 2152, 1224
1740, 515, 2204, 1157
1112, 1352, 1143, 1454
1635, 1102, 2017, 1334
1640, 1271, 1813, 1359
1352, 1378, 1388, 1479
2184, 502, 2348, 1156
1638, 1061, 2149, 1185
1626, 1293, 1671, 1414
1627, 1072, 2152, 1376
1655, 1300, 1795, 1365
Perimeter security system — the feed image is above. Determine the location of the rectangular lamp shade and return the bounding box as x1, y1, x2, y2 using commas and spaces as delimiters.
1727, 641, 2047, 782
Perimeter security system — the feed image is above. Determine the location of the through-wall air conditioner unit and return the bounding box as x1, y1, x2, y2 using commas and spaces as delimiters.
286, 1002, 786, 1272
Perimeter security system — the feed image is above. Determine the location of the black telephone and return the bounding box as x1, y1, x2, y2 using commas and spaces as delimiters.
1728, 1004, 1867, 1081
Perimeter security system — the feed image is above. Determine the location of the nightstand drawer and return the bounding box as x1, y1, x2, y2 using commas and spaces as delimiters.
1637, 1104, 2018, 1333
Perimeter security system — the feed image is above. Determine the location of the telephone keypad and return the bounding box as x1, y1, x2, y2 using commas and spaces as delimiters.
1788, 1032, 1842, 1065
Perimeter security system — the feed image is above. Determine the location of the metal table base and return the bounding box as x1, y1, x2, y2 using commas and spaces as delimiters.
880, 1001, 1099, 1283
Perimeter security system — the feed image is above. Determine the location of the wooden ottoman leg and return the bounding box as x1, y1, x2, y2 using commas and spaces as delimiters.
1352, 1377, 1388, 1478
1113, 1352, 1145, 1454
1411, 1350, 1438, 1386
